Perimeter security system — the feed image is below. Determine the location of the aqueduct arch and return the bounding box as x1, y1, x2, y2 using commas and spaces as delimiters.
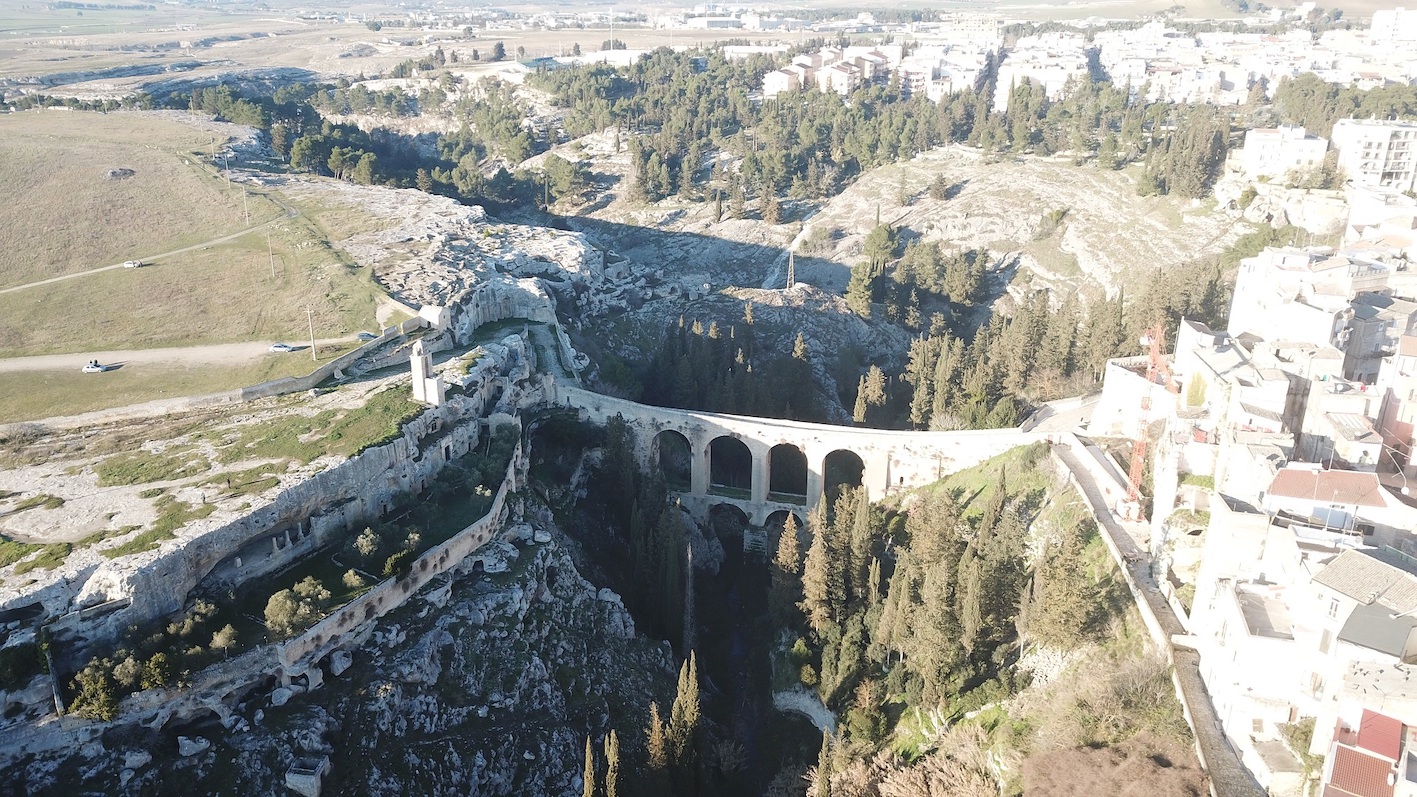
767, 443, 808, 504
555, 384, 1048, 528
653, 429, 693, 491
708, 436, 753, 497
822, 449, 865, 505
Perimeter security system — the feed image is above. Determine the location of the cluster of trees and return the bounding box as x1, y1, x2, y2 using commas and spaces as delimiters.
308, 82, 421, 118
770, 447, 1107, 750
578, 653, 714, 796
901, 293, 1105, 430
264, 576, 334, 639
532, 46, 1235, 207
68, 600, 237, 721
1138, 106, 1230, 198
186, 84, 272, 129
845, 227, 988, 329
893, 252, 1230, 432
387, 47, 450, 77
639, 308, 823, 422
340, 522, 421, 583
1272, 72, 1417, 137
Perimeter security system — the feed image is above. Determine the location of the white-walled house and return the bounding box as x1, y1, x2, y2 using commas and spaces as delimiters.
1240, 125, 1330, 182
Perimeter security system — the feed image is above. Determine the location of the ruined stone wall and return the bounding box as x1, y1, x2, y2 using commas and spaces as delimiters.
55, 397, 485, 646
279, 435, 526, 670
448, 278, 557, 346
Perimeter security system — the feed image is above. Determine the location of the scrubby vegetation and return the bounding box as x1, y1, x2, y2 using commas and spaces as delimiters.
66, 600, 233, 720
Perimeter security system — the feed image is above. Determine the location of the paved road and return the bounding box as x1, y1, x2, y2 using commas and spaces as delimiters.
0, 337, 357, 374
1021, 394, 1100, 433
1054, 439, 1265, 797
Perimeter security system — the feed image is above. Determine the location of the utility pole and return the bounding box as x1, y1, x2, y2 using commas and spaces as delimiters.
268, 233, 276, 279
307, 306, 317, 362
242, 188, 249, 225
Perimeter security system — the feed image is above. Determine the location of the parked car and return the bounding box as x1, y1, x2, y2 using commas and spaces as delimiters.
122, 260, 143, 268
269, 343, 295, 353
356, 331, 379, 341
81, 360, 106, 373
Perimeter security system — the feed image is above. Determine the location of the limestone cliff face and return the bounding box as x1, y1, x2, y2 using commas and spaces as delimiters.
12, 516, 676, 797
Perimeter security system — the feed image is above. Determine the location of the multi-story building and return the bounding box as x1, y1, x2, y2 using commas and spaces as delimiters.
1371, 7, 1417, 43
1240, 125, 1330, 182
1332, 119, 1417, 194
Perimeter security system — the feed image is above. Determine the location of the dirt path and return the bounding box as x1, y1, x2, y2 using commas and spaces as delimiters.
0, 197, 297, 296
0, 337, 357, 373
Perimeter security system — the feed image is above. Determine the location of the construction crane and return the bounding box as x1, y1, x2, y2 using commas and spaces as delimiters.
1126, 321, 1176, 511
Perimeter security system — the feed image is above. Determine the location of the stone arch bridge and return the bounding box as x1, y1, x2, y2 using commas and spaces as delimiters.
551, 384, 1053, 526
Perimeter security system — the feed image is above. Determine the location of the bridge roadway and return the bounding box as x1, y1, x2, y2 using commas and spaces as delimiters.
556, 382, 1262, 796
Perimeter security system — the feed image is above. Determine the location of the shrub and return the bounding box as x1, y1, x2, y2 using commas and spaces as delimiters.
0, 643, 44, 691
383, 549, 411, 579
342, 569, 367, 590
799, 665, 818, 687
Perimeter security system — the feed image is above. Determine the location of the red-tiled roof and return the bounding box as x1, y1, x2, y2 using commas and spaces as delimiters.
1358, 710, 1403, 761
1326, 745, 1396, 797
1400, 335, 1417, 358
1268, 468, 1387, 508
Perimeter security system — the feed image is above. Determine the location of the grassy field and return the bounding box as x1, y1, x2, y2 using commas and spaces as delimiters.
0, 225, 381, 357
0, 110, 389, 362
0, 349, 354, 423
0, 111, 281, 288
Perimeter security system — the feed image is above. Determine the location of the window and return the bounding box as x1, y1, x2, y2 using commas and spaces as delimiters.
1320, 629, 1332, 653
1253, 719, 1265, 735
1328, 598, 1340, 619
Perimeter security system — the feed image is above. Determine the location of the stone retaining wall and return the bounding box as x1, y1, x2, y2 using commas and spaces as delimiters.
280, 434, 526, 670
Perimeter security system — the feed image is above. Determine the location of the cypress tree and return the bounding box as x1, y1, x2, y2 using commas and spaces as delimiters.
801, 512, 834, 635
669, 652, 701, 757
583, 736, 596, 797
604, 730, 620, 797
775, 513, 801, 575
814, 732, 832, 797
647, 701, 669, 776
852, 376, 869, 423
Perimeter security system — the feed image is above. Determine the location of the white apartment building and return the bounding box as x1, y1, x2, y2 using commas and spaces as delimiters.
1332, 119, 1417, 194
762, 69, 800, 98
1239, 125, 1330, 181
1230, 248, 1389, 350
1372, 7, 1417, 43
